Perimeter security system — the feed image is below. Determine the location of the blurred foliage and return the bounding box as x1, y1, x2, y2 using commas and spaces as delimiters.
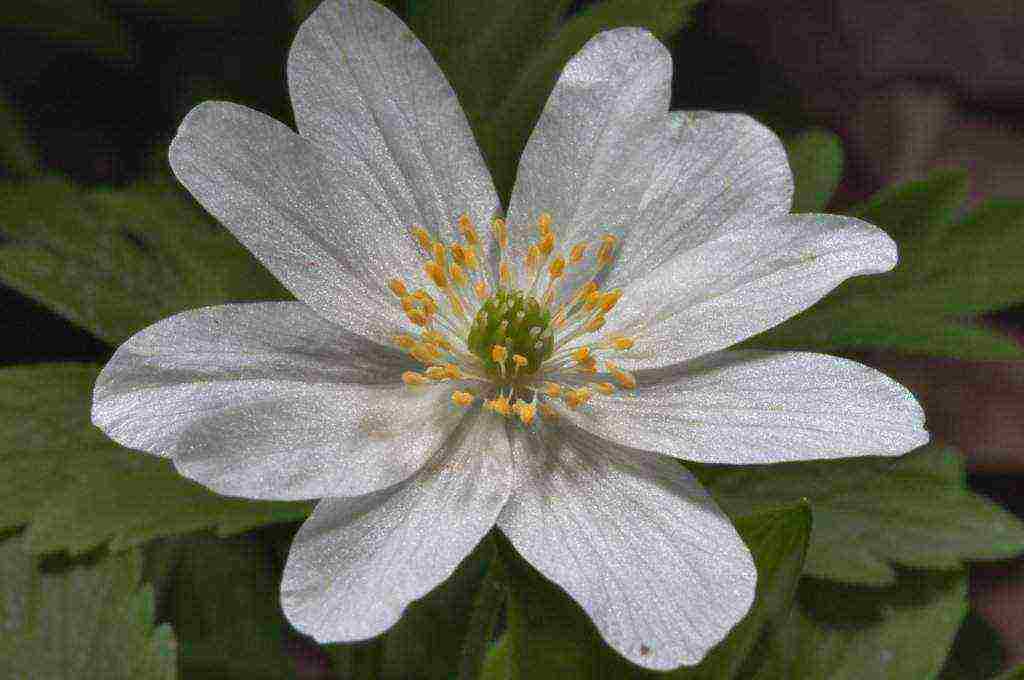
0, 363, 311, 556
0, 88, 42, 178
0, 534, 177, 679
784, 129, 844, 213
692, 445, 1024, 586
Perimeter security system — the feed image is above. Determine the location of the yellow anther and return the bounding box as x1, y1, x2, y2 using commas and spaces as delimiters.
393, 334, 417, 350
575, 281, 598, 303
450, 263, 468, 287
572, 346, 591, 363
450, 242, 468, 265
410, 344, 436, 363
474, 281, 488, 300
564, 387, 592, 410
512, 354, 529, 369
552, 310, 567, 328
432, 241, 447, 267
610, 336, 635, 351
448, 292, 466, 319
579, 356, 597, 373
425, 366, 449, 381
548, 256, 565, 280
597, 234, 617, 265
491, 217, 508, 250
486, 395, 511, 416
539, 402, 559, 420
606, 361, 636, 389
584, 314, 606, 333
444, 363, 462, 379
422, 329, 452, 352
499, 262, 511, 287
594, 381, 616, 396
402, 371, 428, 386
514, 399, 537, 425
464, 246, 480, 270
525, 244, 540, 272
407, 309, 429, 327
538, 230, 555, 256
537, 212, 552, 236
457, 214, 479, 245
425, 261, 448, 289
599, 289, 622, 313
388, 278, 408, 298
411, 225, 432, 251
491, 344, 508, 364
452, 390, 474, 407
412, 289, 438, 313
583, 290, 601, 311
542, 382, 562, 398
569, 241, 587, 264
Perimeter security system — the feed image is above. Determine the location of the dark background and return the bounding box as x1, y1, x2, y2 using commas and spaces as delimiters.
3, 0, 1023, 673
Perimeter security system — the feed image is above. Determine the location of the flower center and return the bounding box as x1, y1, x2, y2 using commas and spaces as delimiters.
387, 211, 639, 425
467, 289, 553, 377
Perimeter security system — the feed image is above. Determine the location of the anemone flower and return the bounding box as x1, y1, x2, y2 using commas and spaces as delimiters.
92, 0, 928, 669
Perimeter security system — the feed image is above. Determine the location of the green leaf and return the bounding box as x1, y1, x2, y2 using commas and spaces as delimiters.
0, 534, 177, 679
0, 90, 42, 178
693, 445, 1024, 586
784, 129, 844, 212
996, 664, 1024, 680
493, 503, 812, 679
0, 179, 288, 345
0, 363, 312, 556
744, 570, 967, 680
165, 533, 296, 679
473, 0, 700, 200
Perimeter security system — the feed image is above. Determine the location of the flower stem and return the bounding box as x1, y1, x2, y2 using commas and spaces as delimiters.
457, 535, 507, 680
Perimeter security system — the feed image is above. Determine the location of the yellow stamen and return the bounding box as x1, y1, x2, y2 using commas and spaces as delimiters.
572, 346, 591, 363
464, 246, 480, 270
422, 329, 452, 351
512, 354, 529, 371
412, 290, 438, 314
514, 399, 536, 425
584, 314, 606, 333
583, 290, 601, 311
564, 387, 592, 410
491, 217, 508, 250
474, 281, 488, 300
569, 242, 587, 264
388, 278, 408, 298
486, 394, 512, 416
452, 390, 474, 407
432, 241, 447, 267
425, 366, 449, 381
448, 291, 466, 319
538, 231, 555, 256
537, 212, 552, 236
539, 403, 559, 419
410, 343, 437, 363
458, 214, 479, 245
574, 281, 598, 303
444, 363, 462, 379
491, 344, 508, 364
406, 309, 429, 327
599, 289, 622, 313
425, 261, 448, 289
499, 262, 511, 288
548, 256, 565, 280
402, 371, 428, 386
525, 244, 540, 272
450, 242, 468, 265
450, 263, 468, 287
610, 336, 635, 351
411, 225, 432, 251
594, 381, 615, 396
393, 334, 416, 350
542, 382, 562, 398
578, 356, 597, 373
606, 361, 637, 389
597, 234, 617, 266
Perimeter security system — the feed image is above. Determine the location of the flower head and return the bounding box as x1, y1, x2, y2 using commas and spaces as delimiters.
91, 0, 928, 670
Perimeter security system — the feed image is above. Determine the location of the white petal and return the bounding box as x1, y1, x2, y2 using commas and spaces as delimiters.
505, 27, 671, 283
611, 213, 898, 368
288, 0, 500, 280
498, 422, 755, 670
281, 408, 511, 642
92, 302, 465, 500
561, 350, 929, 465
169, 101, 418, 341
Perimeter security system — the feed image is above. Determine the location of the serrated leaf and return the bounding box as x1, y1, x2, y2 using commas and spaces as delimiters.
784, 129, 844, 212
476, 0, 700, 200
744, 570, 967, 680
0, 363, 312, 556
166, 533, 296, 679
0, 534, 177, 679
0, 179, 288, 345
493, 504, 811, 679
693, 445, 1024, 586
0, 90, 42, 178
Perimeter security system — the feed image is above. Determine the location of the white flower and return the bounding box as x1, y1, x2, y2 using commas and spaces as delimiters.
91, 0, 928, 670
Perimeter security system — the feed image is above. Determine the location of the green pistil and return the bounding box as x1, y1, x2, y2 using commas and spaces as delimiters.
467, 289, 553, 376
